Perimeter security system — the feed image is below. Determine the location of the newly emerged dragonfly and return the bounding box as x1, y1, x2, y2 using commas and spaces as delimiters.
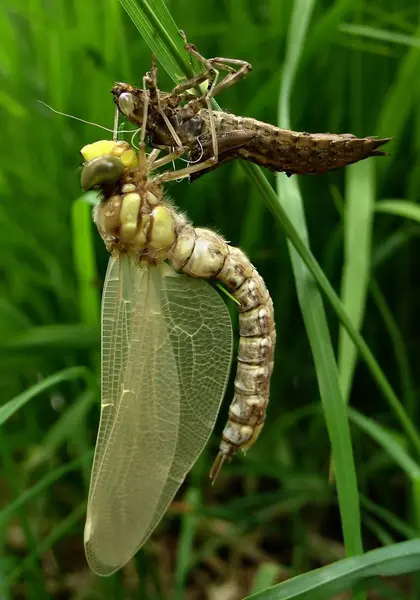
112, 32, 391, 181
80, 108, 275, 573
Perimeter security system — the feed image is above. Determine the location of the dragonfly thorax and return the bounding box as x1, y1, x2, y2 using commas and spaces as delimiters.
94, 184, 176, 257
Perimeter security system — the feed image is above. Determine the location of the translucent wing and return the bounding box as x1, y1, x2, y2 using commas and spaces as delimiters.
84, 254, 233, 576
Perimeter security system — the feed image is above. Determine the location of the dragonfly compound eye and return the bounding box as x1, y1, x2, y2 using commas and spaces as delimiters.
81, 155, 125, 191
118, 92, 137, 117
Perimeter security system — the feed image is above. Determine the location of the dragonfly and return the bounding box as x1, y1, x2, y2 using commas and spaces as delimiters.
80, 99, 275, 575
111, 32, 391, 182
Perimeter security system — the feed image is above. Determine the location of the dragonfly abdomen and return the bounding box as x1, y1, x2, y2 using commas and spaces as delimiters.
169, 226, 275, 480
216, 248, 275, 478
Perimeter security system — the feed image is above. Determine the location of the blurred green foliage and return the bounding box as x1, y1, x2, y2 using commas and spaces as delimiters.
1, 0, 420, 598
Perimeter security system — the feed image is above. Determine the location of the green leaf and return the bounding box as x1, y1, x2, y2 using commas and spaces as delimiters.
6, 503, 86, 586
0, 367, 91, 425
72, 194, 101, 327
245, 540, 420, 600
118, 0, 193, 82
173, 487, 201, 600
349, 408, 420, 480
2, 324, 98, 350
0, 452, 92, 528
340, 24, 420, 49
26, 390, 96, 469
277, 0, 364, 566
376, 200, 420, 223
338, 160, 375, 403
251, 564, 282, 595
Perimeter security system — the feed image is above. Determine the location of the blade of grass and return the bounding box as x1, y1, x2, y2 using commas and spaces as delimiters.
360, 495, 419, 540
0, 366, 91, 425
244, 539, 420, 600
0, 452, 93, 528
369, 278, 414, 416
251, 564, 282, 595
0, 432, 48, 600
349, 407, 420, 532
372, 224, 420, 270
362, 514, 394, 546
340, 23, 420, 49
5, 502, 86, 588
173, 487, 201, 600
277, 0, 364, 576
348, 408, 420, 480
119, 0, 193, 81
3, 323, 98, 350
26, 390, 96, 470
72, 193, 100, 328
375, 30, 420, 176
338, 160, 375, 403
375, 199, 420, 222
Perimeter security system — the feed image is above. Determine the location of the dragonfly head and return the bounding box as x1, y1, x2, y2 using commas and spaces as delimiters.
80, 140, 137, 191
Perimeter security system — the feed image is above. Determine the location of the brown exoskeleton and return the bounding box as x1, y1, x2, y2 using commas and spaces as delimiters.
112, 32, 391, 181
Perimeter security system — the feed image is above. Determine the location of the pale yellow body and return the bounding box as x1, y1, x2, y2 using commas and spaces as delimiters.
80, 140, 275, 574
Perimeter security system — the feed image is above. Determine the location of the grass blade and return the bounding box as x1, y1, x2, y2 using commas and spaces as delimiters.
251, 564, 282, 595
277, 0, 364, 568
376, 199, 420, 222
72, 193, 100, 328
0, 366, 91, 425
340, 23, 420, 49
173, 487, 201, 600
0, 452, 93, 528
6, 503, 86, 587
245, 539, 420, 600
348, 408, 420, 480
338, 160, 375, 403
118, 0, 192, 80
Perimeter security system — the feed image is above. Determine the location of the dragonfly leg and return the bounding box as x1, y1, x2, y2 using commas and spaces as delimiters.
148, 147, 189, 171
152, 131, 256, 183
169, 70, 213, 101
144, 59, 184, 151
144, 54, 159, 105
180, 32, 252, 165
208, 57, 252, 97
147, 148, 161, 165
180, 31, 252, 100
137, 76, 151, 172
152, 154, 218, 184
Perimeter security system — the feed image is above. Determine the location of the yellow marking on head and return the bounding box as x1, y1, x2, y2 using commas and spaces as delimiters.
81, 140, 117, 161
113, 142, 138, 168
81, 140, 137, 168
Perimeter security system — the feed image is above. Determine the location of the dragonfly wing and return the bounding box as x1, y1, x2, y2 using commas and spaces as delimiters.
84, 256, 232, 576
142, 264, 233, 540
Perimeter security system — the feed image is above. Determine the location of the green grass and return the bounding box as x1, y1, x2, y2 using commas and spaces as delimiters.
1, 0, 420, 598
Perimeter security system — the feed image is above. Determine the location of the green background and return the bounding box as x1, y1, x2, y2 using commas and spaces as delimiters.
1, 0, 420, 598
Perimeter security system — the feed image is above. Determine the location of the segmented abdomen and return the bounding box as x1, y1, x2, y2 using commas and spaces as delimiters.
191, 111, 391, 178
169, 225, 275, 479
